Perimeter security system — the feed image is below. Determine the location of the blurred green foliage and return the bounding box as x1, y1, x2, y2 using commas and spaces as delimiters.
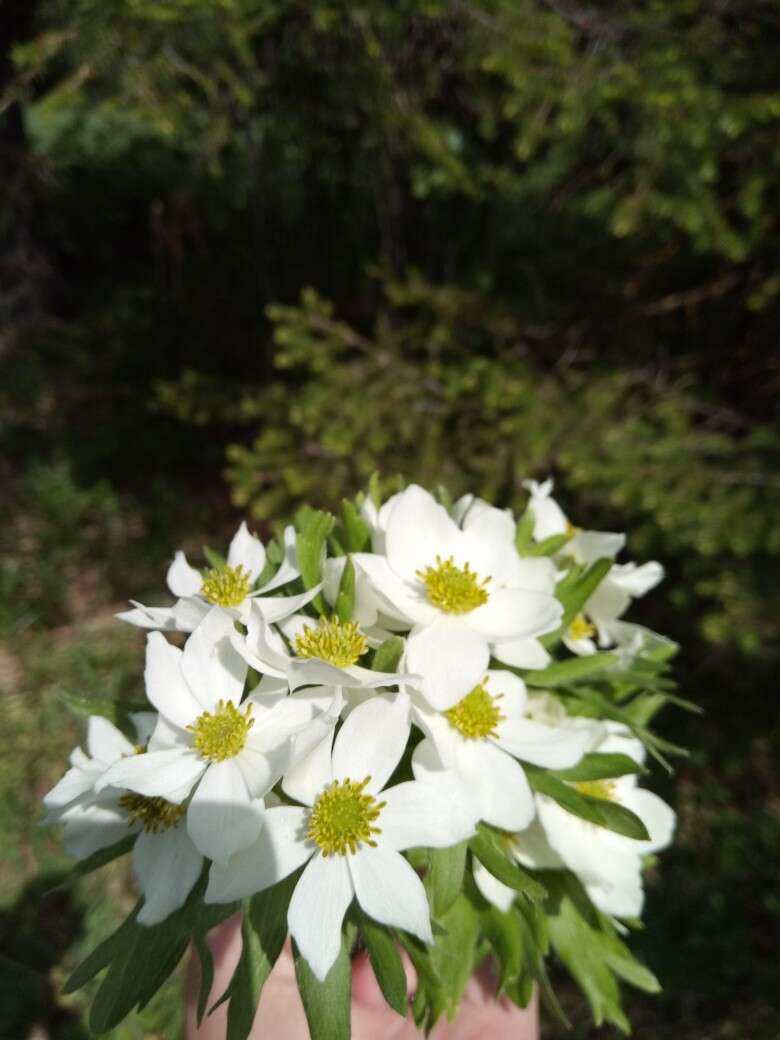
2, 0, 779, 1036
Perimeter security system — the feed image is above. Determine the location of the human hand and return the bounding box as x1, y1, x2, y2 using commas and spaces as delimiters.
186, 914, 539, 1040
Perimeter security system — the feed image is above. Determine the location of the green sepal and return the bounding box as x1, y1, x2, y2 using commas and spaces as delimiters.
295, 508, 334, 614
334, 555, 356, 622
355, 910, 408, 1016
425, 840, 469, 918
526, 767, 650, 840
469, 825, 547, 902
203, 545, 227, 570
340, 498, 371, 552
551, 752, 645, 782
293, 923, 354, 1040
372, 635, 404, 673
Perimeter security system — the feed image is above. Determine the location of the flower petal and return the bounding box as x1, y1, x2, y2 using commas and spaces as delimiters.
227, 521, 267, 581
384, 484, 461, 584
282, 730, 334, 806
171, 597, 210, 632
167, 551, 203, 597
134, 826, 203, 926
144, 632, 203, 727
331, 694, 411, 795
467, 588, 562, 642
352, 553, 435, 626
181, 607, 247, 709
378, 775, 477, 851
187, 759, 264, 865
350, 846, 432, 944
288, 853, 354, 981
492, 637, 551, 670
87, 716, 135, 765
254, 586, 322, 624
61, 804, 131, 859
205, 806, 312, 903
473, 859, 515, 912
116, 602, 178, 630
621, 788, 675, 852
495, 718, 592, 770
405, 618, 488, 710
456, 741, 535, 831
96, 748, 205, 799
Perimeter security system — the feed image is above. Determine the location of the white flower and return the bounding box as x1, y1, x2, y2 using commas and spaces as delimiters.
352, 485, 562, 709
408, 670, 592, 832
43, 713, 205, 925
509, 723, 675, 918
96, 608, 337, 864
233, 605, 412, 698
117, 522, 312, 632
205, 694, 477, 981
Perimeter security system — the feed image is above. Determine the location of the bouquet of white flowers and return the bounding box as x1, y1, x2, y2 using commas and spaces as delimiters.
44, 479, 681, 1037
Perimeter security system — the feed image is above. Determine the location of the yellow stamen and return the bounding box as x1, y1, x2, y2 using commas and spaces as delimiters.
201, 564, 251, 607
119, 793, 186, 833
294, 617, 368, 668
417, 555, 490, 614
307, 777, 385, 857
445, 681, 505, 739
188, 699, 254, 761
568, 614, 596, 641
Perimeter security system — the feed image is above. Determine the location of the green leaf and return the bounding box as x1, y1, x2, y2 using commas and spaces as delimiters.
597, 917, 661, 993
524, 533, 568, 557
552, 752, 644, 782
356, 911, 408, 1016
514, 509, 535, 554
426, 894, 479, 1021
193, 929, 215, 1027
523, 652, 620, 687
340, 498, 371, 552
203, 545, 227, 569
526, 769, 650, 840
64, 902, 142, 994
372, 636, 404, 673
480, 905, 522, 993
47, 834, 135, 893
425, 840, 468, 918
334, 555, 356, 622
294, 928, 352, 1040
470, 826, 547, 902
296, 509, 334, 614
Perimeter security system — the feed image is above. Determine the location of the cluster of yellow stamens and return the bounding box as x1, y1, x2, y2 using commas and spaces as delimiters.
294, 617, 368, 668
417, 555, 490, 614
568, 614, 596, 641
188, 700, 254, 761
575, 779, 617, 801
119, 793, 186, 833
445, 681, 505, 739
307, 777, 385, 856
201, 564, 251, 607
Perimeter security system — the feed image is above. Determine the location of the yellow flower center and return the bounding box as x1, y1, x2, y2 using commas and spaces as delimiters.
307, 777, 385, 857
417, 555, 490, 614
565, 521, 579, 539
201, 564, 251, 607
568, 614, 596, 641
118, 793, 186, 833
188, 699, 254, 761
294, 617, 368, 668
575, 779, 617, 801
445, 681, 505, 739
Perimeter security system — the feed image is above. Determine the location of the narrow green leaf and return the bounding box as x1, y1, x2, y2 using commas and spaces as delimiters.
523, 652, 620, 687
470, 826, 547, 902
294, 930, 352, 1040
372, 636, 404, 673
203, 545, 227, 570
541, 557, 613, 648
526, 769, 650, 840
193, 930, 215, 1027
334, 555, 356, 623
552, 752, 644, 782
357, 912, 408, 1016
64, 902, 141, 994
480, 906, 522, 992
598, 920, 661, 993
524, 533, 568, 557
296, 510, 334, 614
340, 499, 371, 552
425, 841, 468, 918
224, 913, 266, 1040
427, 894, 479, 1021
